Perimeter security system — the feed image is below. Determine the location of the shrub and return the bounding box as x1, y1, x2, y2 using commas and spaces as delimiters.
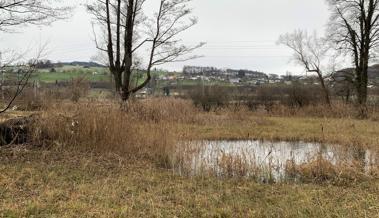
70, 77, 90, 102
282, 83, 323, 107
189, 85, 231, 111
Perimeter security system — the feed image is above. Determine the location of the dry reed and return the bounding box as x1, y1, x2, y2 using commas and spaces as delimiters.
31, 98, 200, 167
25, 97, 379, 183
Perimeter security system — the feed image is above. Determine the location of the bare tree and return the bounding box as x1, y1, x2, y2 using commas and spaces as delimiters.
279, 30, 332, 106
0, 64, 35, 113
327, 0, 379, 109
0, 0, 71, 31
87, 0, 203, 101
0, 46, 47, 114
0, 0, 71, 114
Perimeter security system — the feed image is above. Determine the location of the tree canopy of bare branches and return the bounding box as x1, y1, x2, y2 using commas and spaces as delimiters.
87, 0, 203, 101
327, 0, 379, 108
0, 0, 71, 31
279, 30, 332, 106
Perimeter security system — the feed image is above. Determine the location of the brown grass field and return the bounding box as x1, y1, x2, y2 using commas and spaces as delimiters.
1, 98, 379, 217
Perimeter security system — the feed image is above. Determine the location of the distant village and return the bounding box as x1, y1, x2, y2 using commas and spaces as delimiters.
151, 65, 379, 87
180, 66, 320, 86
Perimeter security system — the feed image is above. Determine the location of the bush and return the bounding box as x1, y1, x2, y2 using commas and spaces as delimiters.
284, 83, 319, 107
189, 85, 231, 111
253, 85, 282, 111
70, 77, 90, 102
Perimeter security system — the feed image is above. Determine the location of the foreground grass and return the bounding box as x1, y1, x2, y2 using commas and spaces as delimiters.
0, 147, 378, 218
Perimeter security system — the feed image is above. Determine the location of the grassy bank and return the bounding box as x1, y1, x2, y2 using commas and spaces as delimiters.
1, 147, 378, 218
180, 115, 379, 148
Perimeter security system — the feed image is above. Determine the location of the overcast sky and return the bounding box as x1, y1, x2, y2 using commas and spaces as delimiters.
0, 0, 331, 75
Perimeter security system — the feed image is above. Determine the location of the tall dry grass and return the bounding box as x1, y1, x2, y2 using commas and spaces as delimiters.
24, 97, 379, 183
31, 98, 200, 167
263, 102, 379, 119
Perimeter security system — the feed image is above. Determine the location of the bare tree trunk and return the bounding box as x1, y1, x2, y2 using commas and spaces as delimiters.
346, 89, 351, 103
317, 73, 331, 106
114, 71, 122, 93
356, 53, 369, 117
357, 53, 369, 106
120, 0, 135, 101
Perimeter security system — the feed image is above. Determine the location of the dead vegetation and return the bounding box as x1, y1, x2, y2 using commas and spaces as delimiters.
1, 97, 379, 217
4, 97, 371, 184
1, 146, 378, 217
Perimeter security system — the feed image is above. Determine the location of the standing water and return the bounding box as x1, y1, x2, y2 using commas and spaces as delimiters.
174, 140, 377, 182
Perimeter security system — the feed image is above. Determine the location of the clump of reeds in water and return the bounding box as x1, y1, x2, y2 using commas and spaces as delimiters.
172, 141, 379, 184
173, 141, 281, 183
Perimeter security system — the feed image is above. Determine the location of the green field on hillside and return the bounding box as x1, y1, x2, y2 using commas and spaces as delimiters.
33, 66, 110, 83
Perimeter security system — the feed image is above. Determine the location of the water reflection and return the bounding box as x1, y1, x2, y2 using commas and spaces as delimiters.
175, 140, 377, 182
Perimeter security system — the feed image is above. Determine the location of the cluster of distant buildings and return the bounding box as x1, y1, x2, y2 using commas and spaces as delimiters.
181, 65, 379, 87
183, 66, 269, 85
182, 66, 310, 85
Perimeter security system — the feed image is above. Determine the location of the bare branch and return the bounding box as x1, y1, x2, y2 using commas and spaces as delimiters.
0, 0, 72, 32
278, 30, 332, 106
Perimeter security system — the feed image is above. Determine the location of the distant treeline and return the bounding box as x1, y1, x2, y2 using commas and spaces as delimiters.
31, 60, 106, 69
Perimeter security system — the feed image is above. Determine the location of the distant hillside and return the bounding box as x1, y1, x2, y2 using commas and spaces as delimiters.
368, 64, 379, 79
57, 61, 106, 68
335, 65, 379, 81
